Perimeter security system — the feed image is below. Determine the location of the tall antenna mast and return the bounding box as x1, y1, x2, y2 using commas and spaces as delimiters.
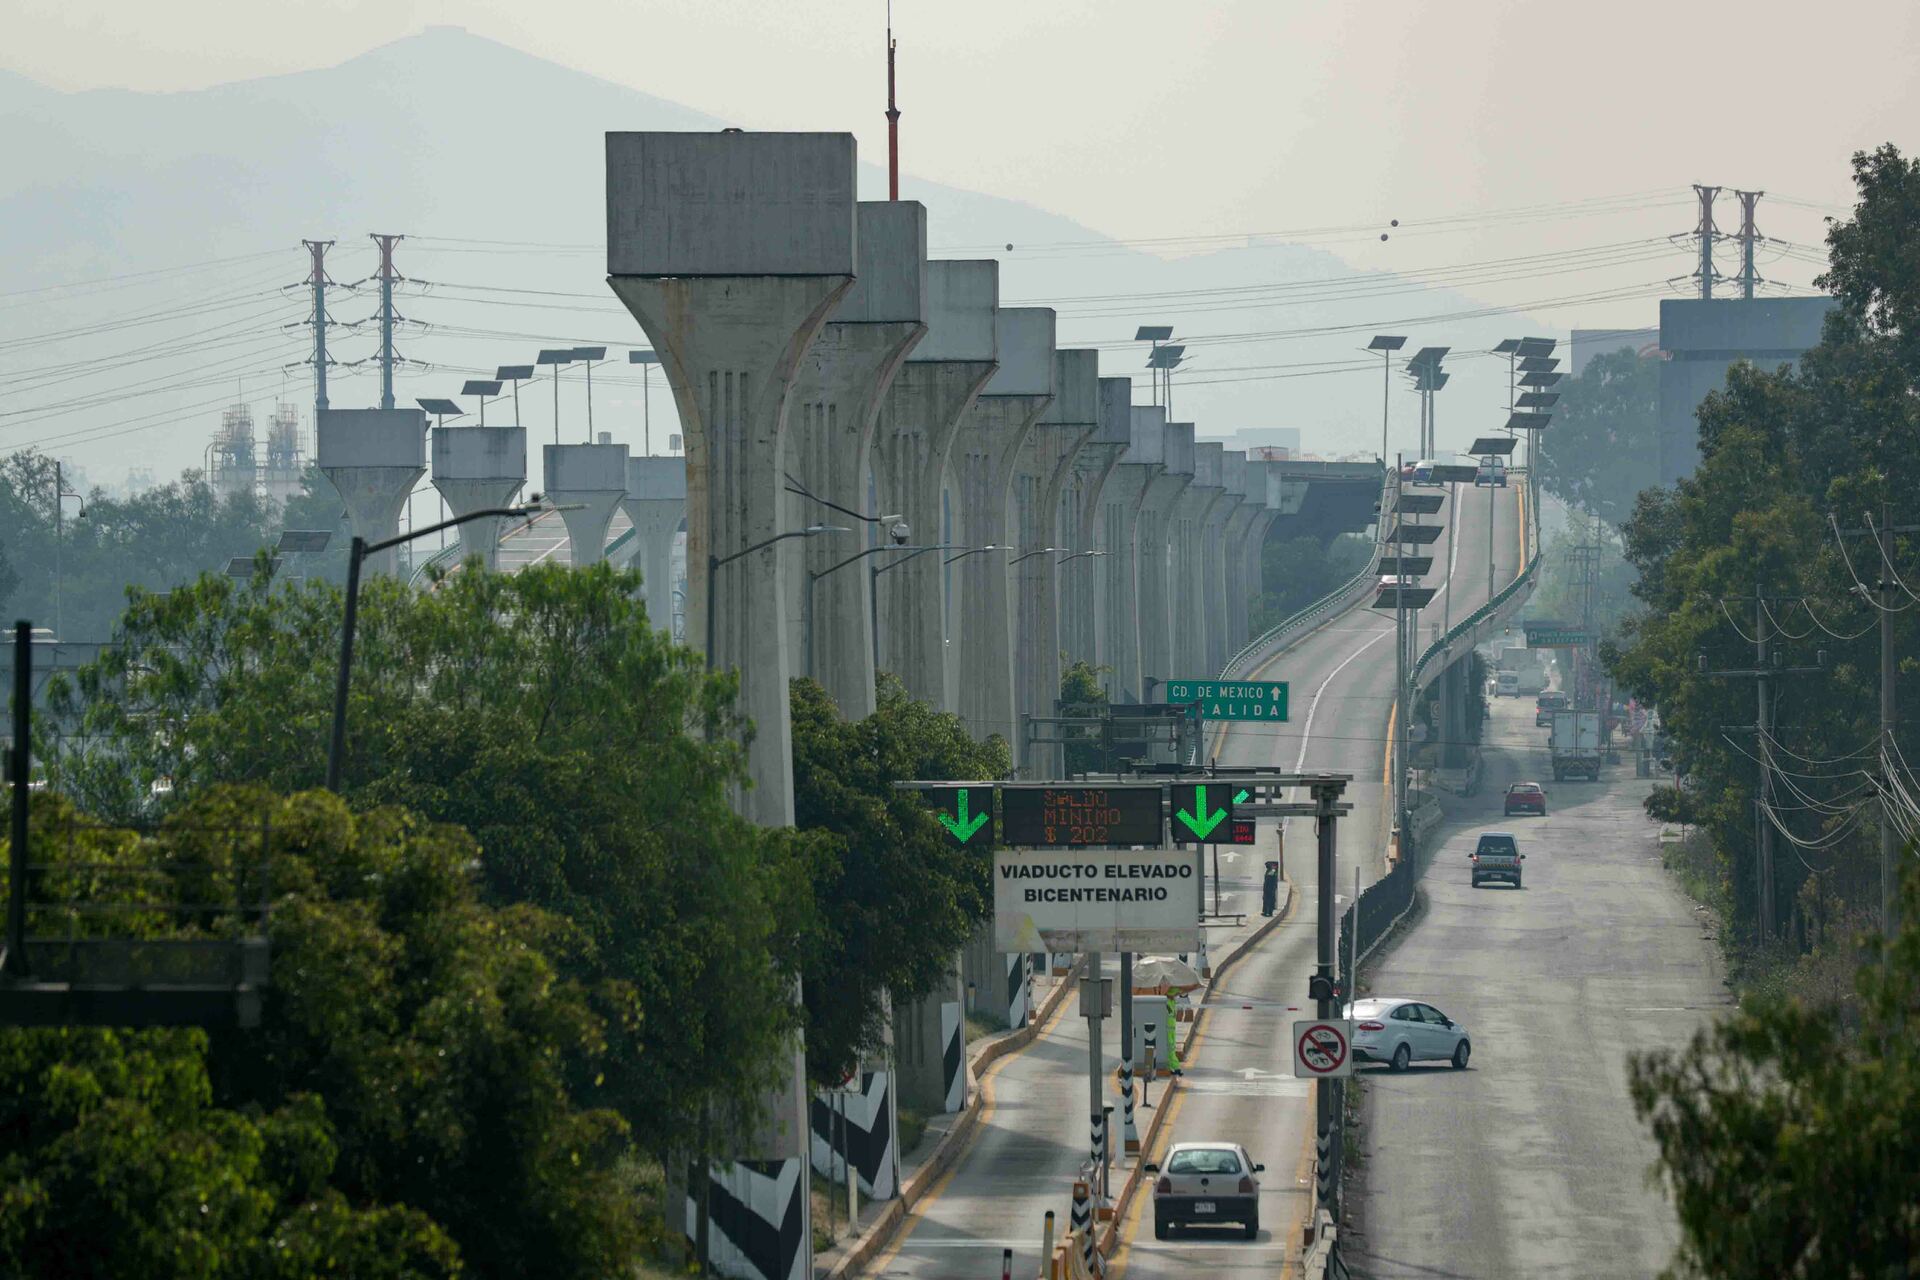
886, 0, 900, 200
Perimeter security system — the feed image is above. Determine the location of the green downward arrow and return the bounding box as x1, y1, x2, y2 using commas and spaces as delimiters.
1234, 789, 1250, 805
939, 789, 989, 843
1175, 784, 1228, 840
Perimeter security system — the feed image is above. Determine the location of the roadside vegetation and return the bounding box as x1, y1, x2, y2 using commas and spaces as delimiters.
18, 560, 1003, 1274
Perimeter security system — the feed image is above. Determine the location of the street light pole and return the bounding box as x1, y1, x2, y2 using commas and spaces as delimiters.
706, 526, 848, 672
326, 504, 540, 792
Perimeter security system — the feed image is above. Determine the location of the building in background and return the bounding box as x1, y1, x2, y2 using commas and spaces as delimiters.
208, 401, 309, 506
1570, 327, 1658, 377
1656, 297, 1833, 485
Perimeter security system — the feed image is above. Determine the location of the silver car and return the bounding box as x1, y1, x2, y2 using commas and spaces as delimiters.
1345, 997, 1471, 1071
1144, 1141, 1264, 1239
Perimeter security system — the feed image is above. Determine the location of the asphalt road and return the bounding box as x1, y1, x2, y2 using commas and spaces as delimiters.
1343, 697, 1729, 1280
1109, 482, 1526, 1280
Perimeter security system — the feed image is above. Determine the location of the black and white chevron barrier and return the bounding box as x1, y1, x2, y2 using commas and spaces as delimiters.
684, 1158, 807, 1280
1007, 953, 1033, 1029
1120, 1046, 1137, 1151
940, 1000, 965, 1112
808, 1070, 898, 1200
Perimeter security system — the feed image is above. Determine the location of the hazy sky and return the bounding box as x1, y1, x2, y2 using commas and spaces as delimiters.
9, 0, 1915, 285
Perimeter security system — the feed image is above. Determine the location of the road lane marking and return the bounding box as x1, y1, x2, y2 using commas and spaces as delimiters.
862, 990, 1075, 1275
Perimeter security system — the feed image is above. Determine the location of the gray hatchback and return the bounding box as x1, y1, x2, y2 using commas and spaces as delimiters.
1470, 831, 1525, 888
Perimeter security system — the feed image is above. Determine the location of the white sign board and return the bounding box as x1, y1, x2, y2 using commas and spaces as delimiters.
1291, 1020, 1354, 1078
994, 851, 1196, 952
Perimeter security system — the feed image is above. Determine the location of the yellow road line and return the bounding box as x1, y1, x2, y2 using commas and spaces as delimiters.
863, 990, 1072, 1274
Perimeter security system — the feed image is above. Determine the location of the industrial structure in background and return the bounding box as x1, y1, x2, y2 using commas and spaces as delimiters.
208, 400, 308, 507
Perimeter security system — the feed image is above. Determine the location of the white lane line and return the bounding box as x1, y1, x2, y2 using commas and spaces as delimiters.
1292, 627, 1392, 772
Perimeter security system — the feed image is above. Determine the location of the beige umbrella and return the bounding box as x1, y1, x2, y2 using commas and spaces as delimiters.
1131, 956, 1204, 993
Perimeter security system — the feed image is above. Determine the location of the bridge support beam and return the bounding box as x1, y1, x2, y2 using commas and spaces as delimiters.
949, 308, 1055, 749
784, 201, 929, 720
1136, 420, 1193, 697
870, 261, 999, 712
1099, 407, 1165, 702
1013, 349, 1099, 775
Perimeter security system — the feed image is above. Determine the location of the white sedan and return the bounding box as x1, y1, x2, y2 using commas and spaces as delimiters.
1144, 1141, 1264, 1239
1345, 997, 1471, 1071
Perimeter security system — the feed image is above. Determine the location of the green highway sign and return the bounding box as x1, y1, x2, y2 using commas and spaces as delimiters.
1522, 620, 1593, 648
925, 786, 995, 849
1164, 679, 1290, 722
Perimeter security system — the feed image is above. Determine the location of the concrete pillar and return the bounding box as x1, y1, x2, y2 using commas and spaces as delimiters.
1136, 421, 1193, 696
605, 129, 856, 832
1062, 378, 1131, 674
1012, 349, 1099, 774
785, 201, 929, 720
544, 441, 630, 567
430, 425, 525, 572
1099, 407, 1165, 703
1170, 436, 1222, 682
870, 261, 998, 711
606, 136, 853, 1273
1237, 464, 1282, 648
317, 407, 427, 577
949, 308, 1055, 752
622, 456, 686, 631
1218, 451, 1257, 663
1063, 382, 1132, 672
1199, 448, 1242, 676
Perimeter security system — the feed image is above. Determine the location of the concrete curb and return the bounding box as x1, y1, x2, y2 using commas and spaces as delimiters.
826, 960, 1084, 1280
1097, 878, 1296, 1255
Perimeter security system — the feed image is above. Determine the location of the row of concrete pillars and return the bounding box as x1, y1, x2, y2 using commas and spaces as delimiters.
313, 410, 689, 625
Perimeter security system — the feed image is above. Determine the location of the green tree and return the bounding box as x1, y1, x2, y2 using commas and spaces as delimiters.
1536, 345, 1662, 528
1250, 532, 1372, 635
787, 674, 1009, 1084
1058, 659, 1110, 775
0, 1028, 461, 1279
1610, 143, 1920, 949
0, 787, 655, 1277
0, 453, 286, 640
1628, 860, 1920, 1277
45, 563, 807, 1173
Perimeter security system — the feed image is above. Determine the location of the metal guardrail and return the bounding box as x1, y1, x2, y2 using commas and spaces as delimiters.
406, 521, 638, 587
1220, 476, 1396, 681
1406, 483, 1543, 696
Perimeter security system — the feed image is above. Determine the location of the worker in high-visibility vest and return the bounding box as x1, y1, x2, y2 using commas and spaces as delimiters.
1165, 990, 1184, 1076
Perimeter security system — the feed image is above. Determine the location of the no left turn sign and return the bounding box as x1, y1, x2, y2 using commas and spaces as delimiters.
1291, 1019, 1354, 1078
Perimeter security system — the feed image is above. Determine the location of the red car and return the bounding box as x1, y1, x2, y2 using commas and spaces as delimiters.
1504, 782, 1547, 817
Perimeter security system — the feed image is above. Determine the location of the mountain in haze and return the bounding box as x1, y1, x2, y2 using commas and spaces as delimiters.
0, 27, 1546, 482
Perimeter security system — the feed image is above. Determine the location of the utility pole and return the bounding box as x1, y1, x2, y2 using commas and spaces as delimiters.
1701, 589, 1825, 943
371, 233, 404, 410
1692, 185, 1722, 302
1836, 508, 1919, 936
1755, 585, 1774, 936
303, 239, 334, 423
1733, 190, 1764, 301
1878, 504, 1898, 935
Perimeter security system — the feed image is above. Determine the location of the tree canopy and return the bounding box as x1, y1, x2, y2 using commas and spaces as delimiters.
0, 454, 349, 641
1609, 144, 1920, 950
1536, 344, 1661, 529
46, 562, 806, 1169
1, 788, 644, 1277
788, 674, 1008, 1084
1629, 860, 1920, 1277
